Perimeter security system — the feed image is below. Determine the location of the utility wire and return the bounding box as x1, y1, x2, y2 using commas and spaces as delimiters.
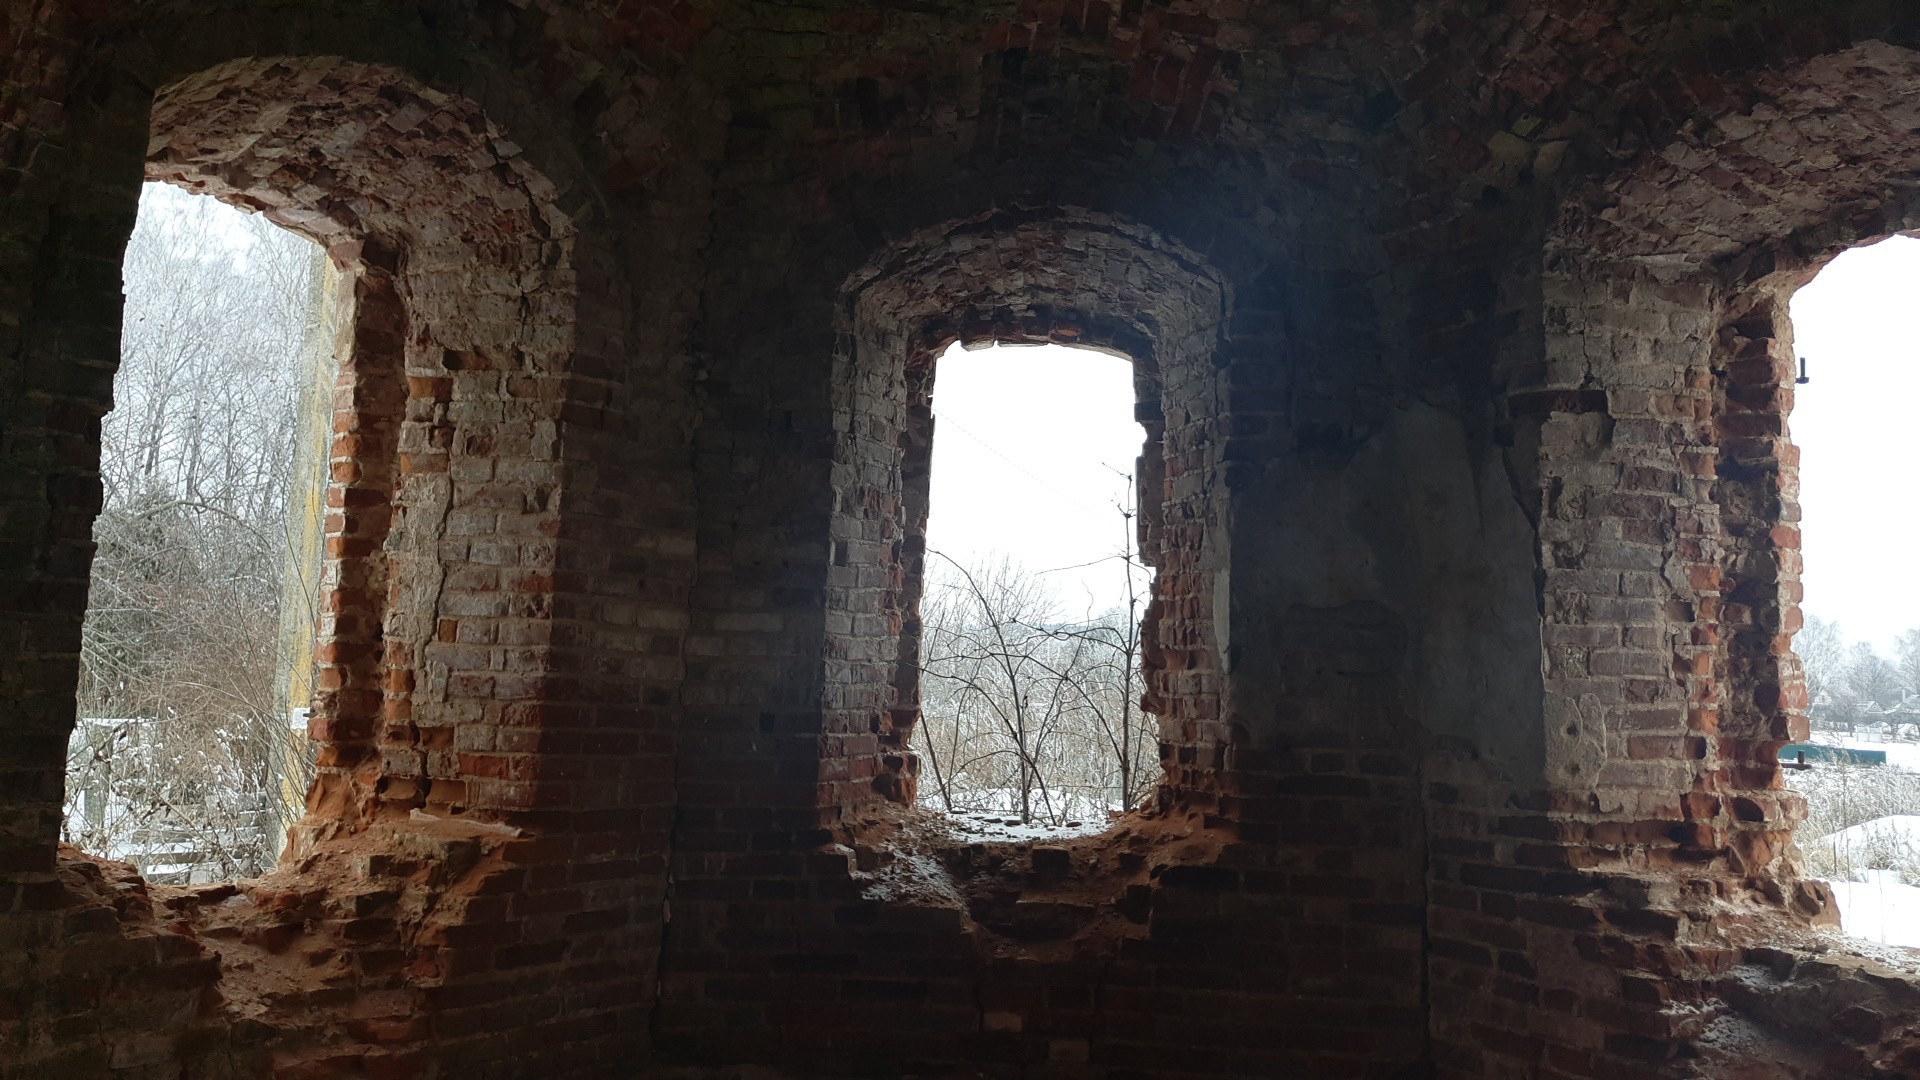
929, 408, 1129, 525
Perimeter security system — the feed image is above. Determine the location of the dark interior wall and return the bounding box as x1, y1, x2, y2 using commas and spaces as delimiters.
5, 3, 1920, 1079
654, 177, 1450, 1073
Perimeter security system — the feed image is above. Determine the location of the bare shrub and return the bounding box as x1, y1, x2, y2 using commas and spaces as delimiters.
1791, 762, 1920, 887
916, 552, 1156, 827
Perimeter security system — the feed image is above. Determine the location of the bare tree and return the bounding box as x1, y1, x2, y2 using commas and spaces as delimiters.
915, 505, 1157, 827
1799, 615, 1849, 715
1847, 642, 1906, 711
1897, 628, 1920, 697
1798, 618, 1919, 732
917, 555, 1063, 823
63, 183, 326, 882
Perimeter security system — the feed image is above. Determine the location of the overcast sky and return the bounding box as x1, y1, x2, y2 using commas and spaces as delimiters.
1789, 235, 1920, 656
139, 182, 285, 268
924, 342, 1146, 618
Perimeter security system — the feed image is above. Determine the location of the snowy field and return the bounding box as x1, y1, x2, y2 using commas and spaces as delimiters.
1813, 812, 1920, 851
1791, 742, 1920, 950
1826, 871, 1920, 949
1805, 812, 1920, 950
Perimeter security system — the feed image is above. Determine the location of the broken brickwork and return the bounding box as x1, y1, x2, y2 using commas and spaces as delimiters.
824, 209, 1230, 819
4, 2, 1920, 1078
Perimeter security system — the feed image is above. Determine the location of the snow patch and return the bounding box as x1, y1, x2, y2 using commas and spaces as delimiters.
934, 807, 1112, 843
1824, 871, 1920, 950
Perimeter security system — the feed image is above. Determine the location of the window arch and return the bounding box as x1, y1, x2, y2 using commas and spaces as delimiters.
144, 57, 578, 833
826, 208, 1232, 828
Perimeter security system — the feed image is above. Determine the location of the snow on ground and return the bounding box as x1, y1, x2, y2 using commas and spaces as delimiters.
1806, 814, 1920, 950
921, 787, 1123, 842
1825, 870, 1920, 950
1815, 813, 1920, 850
935, 807, 1113, 843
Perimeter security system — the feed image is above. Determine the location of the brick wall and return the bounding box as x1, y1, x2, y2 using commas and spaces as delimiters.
6, 3, 1920, 1079
1, 28, 697, 1076
1414, 38, 1920, 1079
825, 208, 1230, 821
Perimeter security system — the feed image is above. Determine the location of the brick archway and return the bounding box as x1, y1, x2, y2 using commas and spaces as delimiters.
1430, 39, 1920, 1078
1535, 39, 1920, 916
147, 55, 577, 831
826, 207, 1232, 825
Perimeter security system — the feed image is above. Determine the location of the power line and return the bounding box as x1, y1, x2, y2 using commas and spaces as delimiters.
929, 408, 1128, 525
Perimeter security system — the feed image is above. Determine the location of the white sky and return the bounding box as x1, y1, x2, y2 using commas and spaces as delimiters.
1789, 234, 1920, 655
924, 343, 1146, 618
138, 182, 277, 268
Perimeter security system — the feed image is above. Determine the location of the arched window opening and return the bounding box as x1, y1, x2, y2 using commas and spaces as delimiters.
1785, 235, 1920, 948
829, 212, 1228, 831
915, 342, 1154, 837
63, 183, 335, 883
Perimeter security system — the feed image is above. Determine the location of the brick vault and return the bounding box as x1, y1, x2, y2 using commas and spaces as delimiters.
3, 2, 1919, 1078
